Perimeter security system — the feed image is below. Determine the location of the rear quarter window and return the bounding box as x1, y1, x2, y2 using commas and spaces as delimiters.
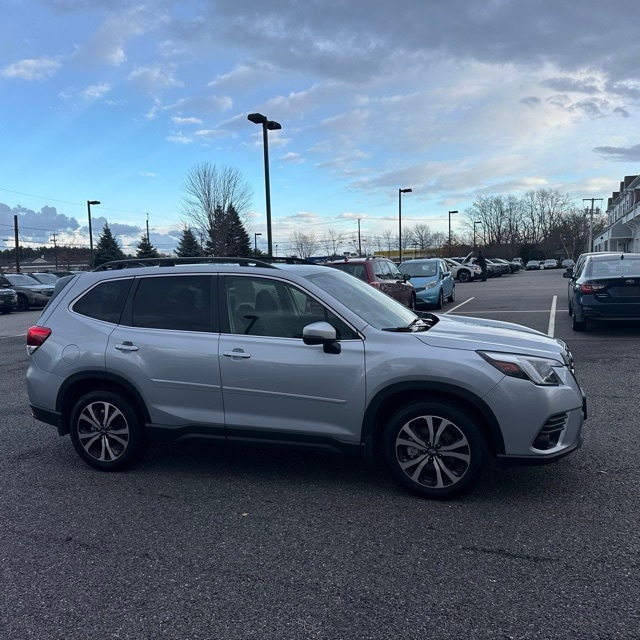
73, 279, 132, 324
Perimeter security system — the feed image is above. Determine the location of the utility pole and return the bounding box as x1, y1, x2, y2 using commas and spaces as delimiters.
146, 213, 150, 243
583, 198, 603, 252
13, 215, 20, 273
50, 233, 58, 268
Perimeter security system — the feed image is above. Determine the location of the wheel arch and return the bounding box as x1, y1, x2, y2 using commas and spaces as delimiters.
56, 371, 150, 436
362, 382, 504, 462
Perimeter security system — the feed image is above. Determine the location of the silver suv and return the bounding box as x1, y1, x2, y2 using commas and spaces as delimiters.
26, 258, 586, 499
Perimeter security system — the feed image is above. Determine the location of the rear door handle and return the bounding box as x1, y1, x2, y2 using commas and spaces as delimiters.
223, 349, 251, 359
114, 341, 139, 352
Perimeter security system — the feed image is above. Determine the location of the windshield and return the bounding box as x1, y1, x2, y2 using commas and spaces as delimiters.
6, 274, 44, 286
305, 269, 417, 329
30, 273, 58, 284
401, 262, 437, 278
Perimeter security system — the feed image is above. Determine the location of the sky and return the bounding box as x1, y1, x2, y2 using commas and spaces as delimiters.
1, 0, 640, 257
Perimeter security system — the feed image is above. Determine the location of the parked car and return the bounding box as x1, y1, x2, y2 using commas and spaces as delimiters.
452, 255, 496, 278
325, 256, 415, 308
564, 252, 640, 331
526, 260, 541, 270
443, 257, 481, 282
492, 258, 519, 274
0, 273, 55, 311
544, 259, 559, 269
399, 259, 455, 309
486, 258, 510, 276
561, 259, 575, 269
27, 272, 60, 285
0, 283, 18, 314
512, 257, 524, 269
26, 257, 585, 500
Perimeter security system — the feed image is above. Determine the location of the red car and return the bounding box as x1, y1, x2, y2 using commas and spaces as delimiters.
326, 257, 416, 308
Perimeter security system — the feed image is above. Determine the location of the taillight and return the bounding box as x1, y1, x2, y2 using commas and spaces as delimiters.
580, 282, 606, 294
26, 326, 51, 354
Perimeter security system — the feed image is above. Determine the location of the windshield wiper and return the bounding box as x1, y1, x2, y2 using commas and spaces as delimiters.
382, 317, 430, 332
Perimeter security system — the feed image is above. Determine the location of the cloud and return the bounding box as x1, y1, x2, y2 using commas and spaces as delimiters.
279, 152, 304, 164
172, 116, 203, 125
128, 65, 183, 93
1, 57, 61, 80
593, 144, 640, 161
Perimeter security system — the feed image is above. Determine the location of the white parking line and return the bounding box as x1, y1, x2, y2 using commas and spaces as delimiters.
547, 295, 557, 337
444, 297, 475, 314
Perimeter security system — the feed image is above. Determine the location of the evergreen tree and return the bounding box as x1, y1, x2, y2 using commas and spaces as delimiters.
175, 228, 203, 257
94, 223, 126, 267
225, 205, 251, 256
136, 234, 160, 258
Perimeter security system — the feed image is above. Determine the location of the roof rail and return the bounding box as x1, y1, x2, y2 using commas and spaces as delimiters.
92, 257, 279, 271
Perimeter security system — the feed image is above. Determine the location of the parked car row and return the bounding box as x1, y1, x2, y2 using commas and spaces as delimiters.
526, 258, 575, 271
0, 272, 64, 312
452, 255, 522, 278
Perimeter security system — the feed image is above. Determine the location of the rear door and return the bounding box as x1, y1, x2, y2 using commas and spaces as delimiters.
106, 274, 224, 437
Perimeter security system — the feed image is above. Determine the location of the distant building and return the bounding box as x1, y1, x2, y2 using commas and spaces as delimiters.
594, 175, 640, 252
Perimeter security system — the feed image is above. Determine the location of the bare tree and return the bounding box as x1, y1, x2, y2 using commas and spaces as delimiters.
381, 229, 395, 254
410, 223, 433, 251
290, 230, 318, 258
319, 228, 345, 256
180, 162, 254, 234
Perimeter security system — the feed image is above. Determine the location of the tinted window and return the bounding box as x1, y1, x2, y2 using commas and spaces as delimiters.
330, 262, 368, 281
130, 275, 213, 332
225, 275, 357, 339
73, 279, 132, 324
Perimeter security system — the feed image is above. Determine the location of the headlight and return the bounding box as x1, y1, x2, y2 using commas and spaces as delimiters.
478, 351, 562, 386
425, 281, 437, 289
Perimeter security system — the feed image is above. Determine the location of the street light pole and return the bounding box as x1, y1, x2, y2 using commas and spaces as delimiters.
357, 218, 362, 257
248, 113, 281, 256
398, 188, 412, 263
448, 210, 458, 257
254, 232, 262, 256
473, 220, 482, 252
87, 200, 101, 268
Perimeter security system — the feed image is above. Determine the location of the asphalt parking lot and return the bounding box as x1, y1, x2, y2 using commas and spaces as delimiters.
1, 269, 639, 640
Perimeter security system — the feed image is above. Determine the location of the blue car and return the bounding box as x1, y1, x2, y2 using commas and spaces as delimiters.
399, 259, 455, 309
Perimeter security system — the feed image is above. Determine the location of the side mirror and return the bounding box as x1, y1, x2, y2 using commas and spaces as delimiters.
563, 269, 573, 278
303, 321, 341, 354
402, 273, 411, 282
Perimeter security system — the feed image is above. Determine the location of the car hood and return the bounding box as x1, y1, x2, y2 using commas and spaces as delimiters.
416, 313, 568, 361
410, 275, 438, 286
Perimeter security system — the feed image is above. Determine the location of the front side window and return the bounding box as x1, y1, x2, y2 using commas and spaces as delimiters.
73, 279, 132, 324
130, 275, 213, 332
225, 275, 356, 339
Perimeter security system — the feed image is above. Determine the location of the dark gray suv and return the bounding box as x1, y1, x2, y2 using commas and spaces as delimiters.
26, 258, 586, 499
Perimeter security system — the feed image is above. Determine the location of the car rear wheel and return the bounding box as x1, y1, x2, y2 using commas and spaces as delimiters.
572, 315, 586, 331
383, 402, 487, 499
69, 391, 145, 471
17, 295, 29, 312
457, 269, 471, 283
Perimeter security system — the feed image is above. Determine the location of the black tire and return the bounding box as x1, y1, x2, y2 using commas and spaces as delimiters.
457, 269, 471, 283
0, 309, 10, 315
447, 286, 455, 303
69, 391, 145, 471
572, 315, 586, 331
435, 290, 443, 310
383, 402, 487, 499
568, 299, 573, 316
17, 295, 29, 312
409, 292, 416, 310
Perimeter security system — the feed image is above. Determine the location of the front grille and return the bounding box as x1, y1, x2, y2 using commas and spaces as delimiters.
532, 413, 568, 450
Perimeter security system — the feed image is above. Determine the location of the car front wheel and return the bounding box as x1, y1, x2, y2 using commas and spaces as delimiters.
383, 402, 487, 499
435, 290, 443, 309
457, 270, 470, 283
69, 391, 145, 471
17, 295, 29, 312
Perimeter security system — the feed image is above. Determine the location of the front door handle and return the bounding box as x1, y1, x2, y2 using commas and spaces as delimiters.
223, 349, 251, 359
114, 341, 139, 352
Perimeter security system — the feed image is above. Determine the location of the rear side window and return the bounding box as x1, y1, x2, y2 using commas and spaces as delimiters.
130, 275, 213, 332
73, 279, 132, 324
